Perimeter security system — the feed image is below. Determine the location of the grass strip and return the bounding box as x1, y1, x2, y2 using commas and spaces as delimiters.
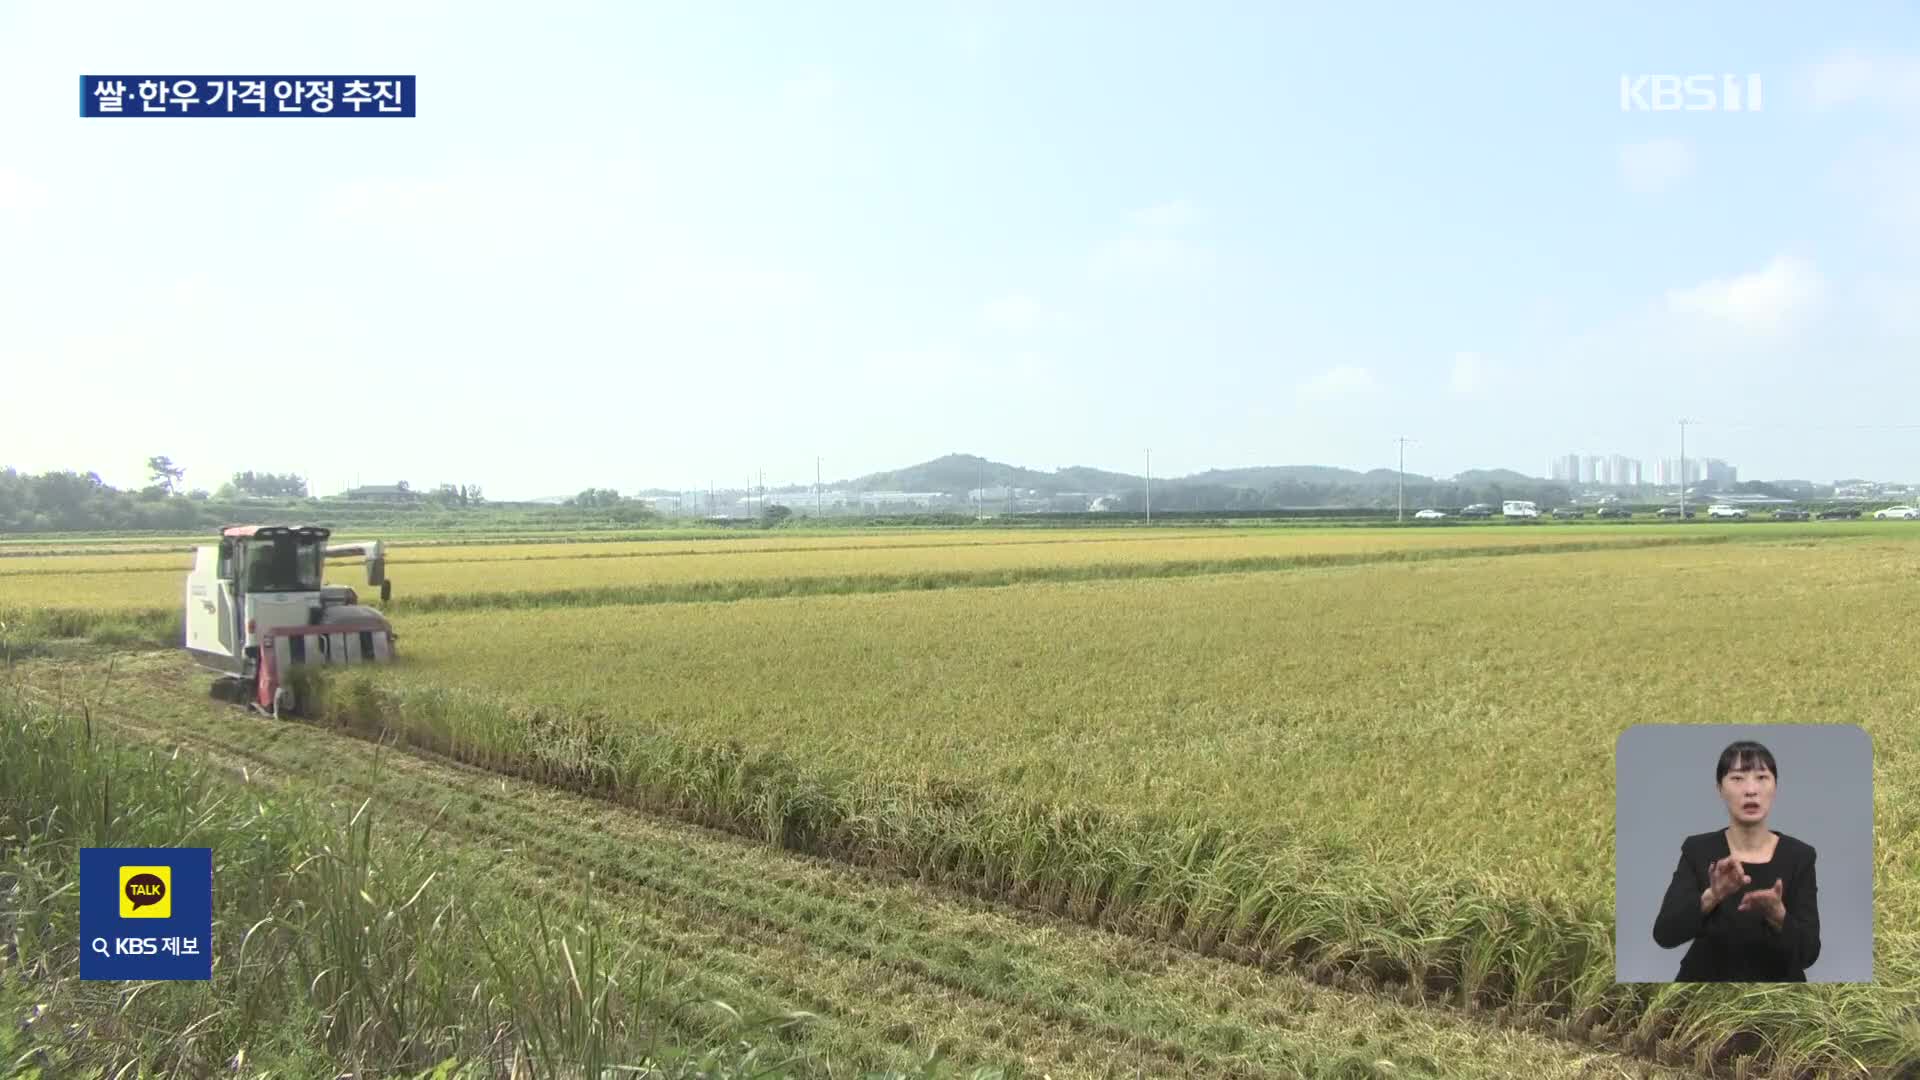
0, 681, 1001, 1079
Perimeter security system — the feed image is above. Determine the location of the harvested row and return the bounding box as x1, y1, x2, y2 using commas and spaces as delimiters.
291, 537, 1920, 1074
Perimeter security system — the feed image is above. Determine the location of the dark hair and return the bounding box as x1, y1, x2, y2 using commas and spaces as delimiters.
1716, 740, 1778, 784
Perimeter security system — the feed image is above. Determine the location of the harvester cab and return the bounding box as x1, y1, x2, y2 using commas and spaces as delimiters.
185, 524, 398, 714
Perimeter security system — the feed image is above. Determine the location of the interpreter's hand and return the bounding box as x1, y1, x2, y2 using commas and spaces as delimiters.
1738, 879, 1787, 928
1706, 856, 1750, 907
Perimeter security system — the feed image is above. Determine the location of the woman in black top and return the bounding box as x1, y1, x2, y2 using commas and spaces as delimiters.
1651, 740, 1821, 981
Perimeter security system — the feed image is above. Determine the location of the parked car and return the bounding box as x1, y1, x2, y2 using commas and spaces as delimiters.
1594, 506, 1633, 519
1501, 500, 1541, 519
1413, 508, 1446, 520
1707, 504, 1748, 519
1772, 507, 1810, 521
1551, 507, 1584, 519
1458, 504, 1494, 519
1818, 507, 1862, 520
1656, 506, 1696, 519
1873, 505, 1920, 520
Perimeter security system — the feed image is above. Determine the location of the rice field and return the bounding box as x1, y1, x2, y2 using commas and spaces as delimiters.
10, 520, 1920, 1076
0, 526, 1243, 568
362, 537, 1920, 880
0, 520, 1832, 613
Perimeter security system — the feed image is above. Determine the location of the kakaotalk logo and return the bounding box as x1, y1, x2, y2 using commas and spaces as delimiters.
119, 865, 172, 918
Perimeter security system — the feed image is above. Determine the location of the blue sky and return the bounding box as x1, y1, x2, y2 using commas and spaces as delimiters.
3, 2, 1918, 498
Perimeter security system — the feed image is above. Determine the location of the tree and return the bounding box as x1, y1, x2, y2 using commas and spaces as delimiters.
567, 488, 624, 509
428, 483, 487, 508
761, 504, 794, 526
228, 471, 308, 498
0, 468, 221, 532
147, 455, 185, 496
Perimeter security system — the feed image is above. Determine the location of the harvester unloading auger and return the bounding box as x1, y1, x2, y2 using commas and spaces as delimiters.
185, 525, 398, 715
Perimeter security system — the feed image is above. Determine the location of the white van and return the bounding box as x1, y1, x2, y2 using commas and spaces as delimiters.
1502, 500, 1540, 518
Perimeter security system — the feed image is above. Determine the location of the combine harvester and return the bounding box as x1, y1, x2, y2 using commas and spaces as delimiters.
184, 525, 398, 715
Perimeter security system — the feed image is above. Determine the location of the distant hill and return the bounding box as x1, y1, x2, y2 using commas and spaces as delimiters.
827, 454, 1573, 515
1048, 464, 1144, 491
1182, 465, 1399, 487
846, 455, 1524, 496
848, 454, 1138, 494
1451, 468, 1537, 485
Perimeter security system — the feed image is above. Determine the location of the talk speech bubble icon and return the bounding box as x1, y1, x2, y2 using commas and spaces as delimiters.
119, 867, 171, 918
125, 873, 166, 908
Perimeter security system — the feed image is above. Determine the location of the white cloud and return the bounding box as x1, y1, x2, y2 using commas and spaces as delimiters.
1091, 199, 1209, 280
1807, 50, 1920, 110
1618, 138, 1694, 194
1664, 256, 1823, 336
1449, 352, 1485, 395
1297, 364, 1379, 402
0, 166, 49, 212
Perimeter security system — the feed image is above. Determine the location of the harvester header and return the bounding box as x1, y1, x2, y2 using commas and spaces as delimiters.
185, 524, 398, 714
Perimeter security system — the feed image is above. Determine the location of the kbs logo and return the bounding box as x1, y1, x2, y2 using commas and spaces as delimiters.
120, 865, 171, 918
1620, 74, 1763, 112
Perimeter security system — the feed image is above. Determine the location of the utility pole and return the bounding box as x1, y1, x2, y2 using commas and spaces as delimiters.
1145, 448, 1151, 524
1395, 437, 1413, 523
1679, 419, 1692, 520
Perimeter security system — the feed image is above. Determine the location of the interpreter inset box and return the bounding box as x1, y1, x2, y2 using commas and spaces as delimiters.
1614, 725, 1872, 983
